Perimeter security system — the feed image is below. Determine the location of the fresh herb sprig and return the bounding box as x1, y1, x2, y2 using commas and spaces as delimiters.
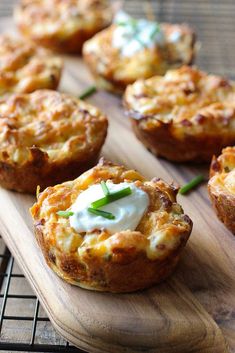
79, 86, 97, 100
56, 210, 74, 218
87, 208, 115, 219
116, 18, 138, 28
150, 25, 161, 40
91, 187, 132, 209
101, 181, 110, 196
179, 175, 204, 195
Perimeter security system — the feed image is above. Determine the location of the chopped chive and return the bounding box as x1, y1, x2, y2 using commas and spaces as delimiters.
101, 181, 110, 196
179, 175, 204, 195
116, 21, 128, 26
87, 208, 115, 220
91, 187, 132, 209
79, 86, 97, 100
150, 26, 160, 40
56, 210, 74, 218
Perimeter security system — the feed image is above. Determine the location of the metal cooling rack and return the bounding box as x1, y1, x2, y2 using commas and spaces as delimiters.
0, 238, 85, 352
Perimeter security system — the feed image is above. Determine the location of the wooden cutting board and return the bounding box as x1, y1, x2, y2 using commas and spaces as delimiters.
0, 18, 234, 353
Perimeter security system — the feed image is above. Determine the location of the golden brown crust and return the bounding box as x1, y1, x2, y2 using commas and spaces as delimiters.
0, 34, 62, 95
124, 66, 235, 162
0, 90, 108, 193
208, 147, 235, 234
83, 23, 196, 93
14, 0, 113, 54
30, 159, 193, 292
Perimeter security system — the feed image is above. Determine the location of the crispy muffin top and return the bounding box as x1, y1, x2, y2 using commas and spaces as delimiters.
83, 23, 195, 82
124, 66, 235, 136
0, 90, 108, 166
210, 147, 235, 195
14, 0, 112, 38
0, 35, 62, 95
30, 160, 192, 262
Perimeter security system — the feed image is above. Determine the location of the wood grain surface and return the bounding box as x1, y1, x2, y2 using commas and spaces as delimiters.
0, 15, 234, 353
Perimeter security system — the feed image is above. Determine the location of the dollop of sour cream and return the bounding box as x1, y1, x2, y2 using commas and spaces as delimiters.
69, 181, 149, 234
112, 11, 165, 57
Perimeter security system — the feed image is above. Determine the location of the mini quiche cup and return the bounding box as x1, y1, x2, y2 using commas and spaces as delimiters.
14, 0, 113, 54
0, 34, 62, 95
124, 66, 235, 163
83, 22, 195, 93
208, 147, 235, 235
30, 159, 193, 293
0, 90, 108, 193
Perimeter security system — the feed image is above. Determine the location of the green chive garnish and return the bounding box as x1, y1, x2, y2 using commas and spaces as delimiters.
87, 208, 115, 220
91, 187, 132, 209
150, 25, 160, 40
116, 21, 128, 26
56, 211, 74, 218
179, 175, 204, 195
101, 181, 110, 196
79, 86, 97, 100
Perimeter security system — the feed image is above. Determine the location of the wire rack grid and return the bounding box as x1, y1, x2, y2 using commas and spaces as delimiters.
0, 238, 84, 352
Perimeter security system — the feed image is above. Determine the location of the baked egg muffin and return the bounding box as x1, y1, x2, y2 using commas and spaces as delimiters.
208, 147, 235, 234
14, 0, 113, 54
30, 159, 193, 293
0, 90, 108, 193
0, 34, 62, 95
83, 11, 196, 93
124, 66, 235, 162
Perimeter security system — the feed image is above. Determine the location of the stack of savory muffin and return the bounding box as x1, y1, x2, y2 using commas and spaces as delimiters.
0, 0, 233, 293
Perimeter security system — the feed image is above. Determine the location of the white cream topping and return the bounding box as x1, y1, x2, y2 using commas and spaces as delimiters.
112, 11, 165, 57
69, 181, 149, 234
168, 30, 182, 43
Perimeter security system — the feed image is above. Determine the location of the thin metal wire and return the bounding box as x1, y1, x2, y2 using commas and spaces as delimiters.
30, 299, 40, 345
0, 248, 11, 289
2, 315, 50, 321
0, 273, 24, 278
0, 256, 14, 333
0, 294, 36, 299
0, 343, 80, 352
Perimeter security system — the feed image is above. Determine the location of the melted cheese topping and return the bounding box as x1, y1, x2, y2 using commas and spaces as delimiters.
112, 11, 165, 57
124, 66, 235, 135
0, 35, 62, 95
0, 90, 107, 165
210, 146, 235, 195
70, 182, 149, 233
15, 0, 112, 38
